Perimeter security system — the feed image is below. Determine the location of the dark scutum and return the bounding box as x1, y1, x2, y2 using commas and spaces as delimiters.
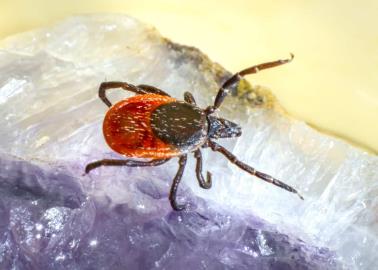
150, 102, 208, 150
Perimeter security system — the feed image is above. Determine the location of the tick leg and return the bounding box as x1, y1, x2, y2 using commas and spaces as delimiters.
98, 81, 170, 107
98, 81, 147, 107
170, 155, 187, 211
194, 150, 212, 189
184, 92, 196, 105
205, 54, 294, 114
208, 140, 303, 200
84, 158, 170, 174
137, 84, 171, 97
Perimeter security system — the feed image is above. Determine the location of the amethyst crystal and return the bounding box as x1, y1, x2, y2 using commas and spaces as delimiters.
1, 156, 337, 269
0, 14, 376, 269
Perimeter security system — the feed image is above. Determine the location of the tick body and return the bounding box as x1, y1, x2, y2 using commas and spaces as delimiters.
103, 94, 208, 159
85, 54, 304, 211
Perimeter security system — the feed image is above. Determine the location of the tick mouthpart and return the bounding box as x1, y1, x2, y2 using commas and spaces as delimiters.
207, 116, 242, 139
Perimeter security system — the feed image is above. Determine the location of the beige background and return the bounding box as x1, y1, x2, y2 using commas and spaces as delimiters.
0, 0, 377, 153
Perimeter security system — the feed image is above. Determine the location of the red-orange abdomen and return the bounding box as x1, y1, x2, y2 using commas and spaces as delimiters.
103, 94, 180, 159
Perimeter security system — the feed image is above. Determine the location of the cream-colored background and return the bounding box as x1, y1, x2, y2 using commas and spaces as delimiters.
0, 0, 377, 153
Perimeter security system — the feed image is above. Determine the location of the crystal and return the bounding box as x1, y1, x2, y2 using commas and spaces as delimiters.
1, 14, 376, 269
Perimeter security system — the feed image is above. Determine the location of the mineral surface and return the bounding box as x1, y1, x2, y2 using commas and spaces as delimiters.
0, 14, 377, 269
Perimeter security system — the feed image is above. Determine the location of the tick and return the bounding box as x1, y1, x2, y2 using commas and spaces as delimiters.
85, 54, 303, 210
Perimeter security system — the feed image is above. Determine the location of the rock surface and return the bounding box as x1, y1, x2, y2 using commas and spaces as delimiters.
0, 14, 376, 269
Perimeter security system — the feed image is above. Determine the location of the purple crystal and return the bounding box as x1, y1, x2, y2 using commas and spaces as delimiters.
0, 155, 339, 269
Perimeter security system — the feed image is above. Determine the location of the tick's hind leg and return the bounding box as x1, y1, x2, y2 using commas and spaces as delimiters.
98, 81, 171, 107
85, 156, 189, 211
137, 84, 171, 97
194, 150, 212, 189
170, 155, 188, 211
98, 81, 144, 107
84, 158, 170, 174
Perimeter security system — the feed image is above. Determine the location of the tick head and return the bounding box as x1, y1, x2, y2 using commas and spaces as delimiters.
207, 115, 242, 139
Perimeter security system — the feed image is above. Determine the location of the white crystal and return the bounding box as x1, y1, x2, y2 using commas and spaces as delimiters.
0, 14, 377, 269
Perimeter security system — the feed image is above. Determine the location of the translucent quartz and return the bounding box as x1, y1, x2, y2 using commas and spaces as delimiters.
0, 15, 376, 269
